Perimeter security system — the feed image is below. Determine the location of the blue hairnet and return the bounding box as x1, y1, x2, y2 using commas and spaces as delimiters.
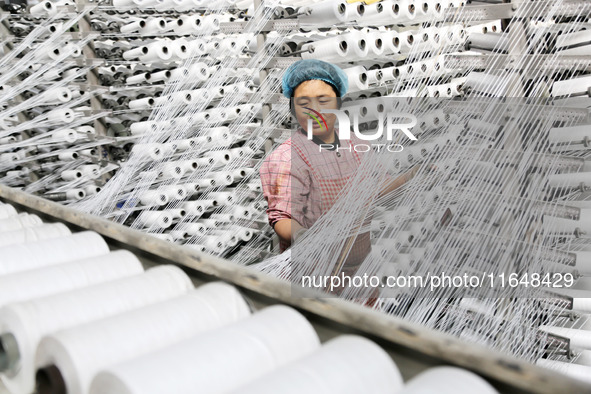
282, 59, 348, 98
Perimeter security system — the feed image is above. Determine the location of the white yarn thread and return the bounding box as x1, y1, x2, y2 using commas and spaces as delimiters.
139, 190, 169, 207
89, 305, 320, 394
301, 36, 348, 61
0, 265, 193, 394
232, 335, 403, 394
52, 129, 78, 143
35, 282, 251, 394
0, 204, 17, 220
299, 1, 348, 26
0, 232, 109, 277
46, 109, 75, 124
0, 223, 71, 248
0, 250, 143, 309
536, 359, 591, 385
397, 367, 498, 394
61, 170, 82, 181
0, 213, 43, 233
65, 189, 86, 201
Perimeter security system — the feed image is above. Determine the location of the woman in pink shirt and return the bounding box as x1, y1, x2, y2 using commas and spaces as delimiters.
260, 60, 416, 281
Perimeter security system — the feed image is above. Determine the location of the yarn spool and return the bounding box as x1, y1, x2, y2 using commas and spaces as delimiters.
0, 204, 17, 220
89, 306, 320, 394
52, 129, 77, 143
136, 211, 173, 229
120, 19, 146, 34
0, 213, 43, 233
233, 336, 403, 394
0, 250, 143, 309
30, 1, 57, 16
539, 325, 591, 350
0, 223, 70, 248
138, 42, 172, 63
35, 283, 251, 394
0, 232, 109, 277
299, 1, 348, 27
301, 36, 348, 61
131, 144, 164, 160
0, 266, 193, 394
180, 202, 207, 218
46, 109, 75, 124
396, 367, 498, 394
536, 359, 591, 385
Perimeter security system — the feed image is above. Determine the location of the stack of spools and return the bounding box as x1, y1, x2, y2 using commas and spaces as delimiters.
78, 0, 273, 260
0, 0, 275, 261
0, 200, 500, 394
0, 0, 114, 202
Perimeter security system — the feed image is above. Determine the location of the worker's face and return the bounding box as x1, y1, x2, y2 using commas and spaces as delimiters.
292, 80, 339, 140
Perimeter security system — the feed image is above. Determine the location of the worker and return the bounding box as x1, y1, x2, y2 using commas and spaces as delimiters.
260, 59, 418, 286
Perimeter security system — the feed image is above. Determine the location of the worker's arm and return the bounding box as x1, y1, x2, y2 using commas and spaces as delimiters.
274, 218, 306, 245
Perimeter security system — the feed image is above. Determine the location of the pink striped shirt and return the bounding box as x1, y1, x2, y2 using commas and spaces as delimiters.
260, 130, 366, 252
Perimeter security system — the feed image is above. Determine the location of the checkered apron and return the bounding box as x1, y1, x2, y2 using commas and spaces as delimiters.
291, 134, 372, 277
